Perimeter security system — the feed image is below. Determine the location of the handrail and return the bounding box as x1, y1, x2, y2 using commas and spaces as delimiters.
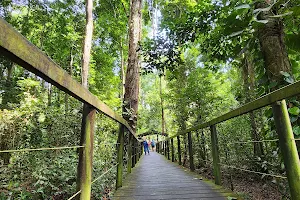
167, 80, 300, 139
0, 18, 138, 140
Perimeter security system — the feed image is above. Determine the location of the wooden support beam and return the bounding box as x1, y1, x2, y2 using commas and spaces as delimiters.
127, 134, 133, 173
0, 18, 140, 141
167, 140, 170, 160
76, 104, 96, 199
171, 138, 175, 162
177, 136, 182, 165
273, 100, 300, 200
188, 132, 195, 171
116, 124, 125, 189
210, 125, 221, 185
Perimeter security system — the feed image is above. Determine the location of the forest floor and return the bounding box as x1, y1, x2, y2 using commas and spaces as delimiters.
194, 166, 289, 200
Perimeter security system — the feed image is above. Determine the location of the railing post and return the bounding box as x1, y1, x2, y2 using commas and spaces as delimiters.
164, 141, 166, 156
132, 139, 136, 168
140, 142, 143, 156
116, 124, 125, 189
127, 133, 133, 173
167, 140, 170, 160
177, 136, 182, 165
210, 124, 221, 185
77, 104, 96, 199
188, 131, 195, 171
171, 138, 175, 162
273, 100, 300, 199
134, 140, 138, 166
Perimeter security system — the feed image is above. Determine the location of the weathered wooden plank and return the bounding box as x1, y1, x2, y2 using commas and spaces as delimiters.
167, 80, 300, 140
0, 18, 138, 139
113, 152, 226, 200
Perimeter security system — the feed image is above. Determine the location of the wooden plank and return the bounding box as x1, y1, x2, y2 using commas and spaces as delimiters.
113, 152, 226, 200
167, 80, 300, 140
0, 18, 138, 140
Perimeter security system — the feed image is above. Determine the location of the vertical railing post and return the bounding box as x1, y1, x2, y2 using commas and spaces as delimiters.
188, 131, 195, 171
134, 140, 138, 166
157, 135, 159, 152
127, 133, 133, 173
164, 141, 166, 156
210, 124, 221, 185
167, 140, 170, 160
165, 141, 168, 158
171, 138, 175, 162
177, 136, 182, 165
116, 124, 125, 189
273, 100, 300, 199
141, 142, 143, 156
132, 139, 136, 168
77, 104, 96, 199
138, 142, 140, 160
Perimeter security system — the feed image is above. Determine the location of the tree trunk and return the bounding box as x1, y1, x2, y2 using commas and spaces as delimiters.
123, 0, 142, 131
120, 39, 126, 104
241, 53, 264, 157
160, 76, 166, 136
65, 48, 74, 116
257, 2, 300, 199
257, 3, 291, 86
81, 0, 94, 88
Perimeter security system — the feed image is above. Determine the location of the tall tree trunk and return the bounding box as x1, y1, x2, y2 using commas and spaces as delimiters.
77, 0, 94, 197
120, 39, 126, 104
81, 0, 94, 88
160, 76, 166, 136
123, 0, 142, 132
257, 3, 291, 85
65, 48, 74, 116
257, 3, 300, 198
241, 53, 264, 157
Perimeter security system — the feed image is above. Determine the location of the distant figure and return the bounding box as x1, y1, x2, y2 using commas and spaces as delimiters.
143, 139, 150, 155
151, 139, 156, 151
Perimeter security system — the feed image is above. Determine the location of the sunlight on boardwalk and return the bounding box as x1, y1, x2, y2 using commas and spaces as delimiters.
113, 152, 226, 200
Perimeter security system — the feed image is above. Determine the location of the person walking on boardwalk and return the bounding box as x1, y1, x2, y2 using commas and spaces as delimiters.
143, 139, 150, 155
151, 139, 156, 151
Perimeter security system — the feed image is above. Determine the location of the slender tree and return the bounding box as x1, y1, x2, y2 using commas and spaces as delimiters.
81, 0, 94, 88
123, 0, 142, 132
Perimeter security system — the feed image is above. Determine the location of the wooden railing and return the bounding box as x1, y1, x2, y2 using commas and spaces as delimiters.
0, 18, 141, 199
158, 72, 300, 199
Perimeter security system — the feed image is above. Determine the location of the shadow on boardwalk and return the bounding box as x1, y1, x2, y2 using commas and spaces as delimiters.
113, 152, 228, 200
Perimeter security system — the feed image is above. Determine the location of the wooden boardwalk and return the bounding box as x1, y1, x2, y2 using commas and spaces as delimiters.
113, 152, 227, 200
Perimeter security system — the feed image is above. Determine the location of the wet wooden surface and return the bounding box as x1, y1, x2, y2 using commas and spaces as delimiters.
113, 152, 226, 200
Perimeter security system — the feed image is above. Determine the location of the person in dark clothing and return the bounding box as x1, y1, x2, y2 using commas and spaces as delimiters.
143, 139, 150, 155
151, 139, 156, 151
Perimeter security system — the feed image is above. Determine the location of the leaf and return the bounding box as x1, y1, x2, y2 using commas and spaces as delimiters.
289, 107, 300, 115
235, 4, 250, 10
38, 113, 46, 123
268, 81, 277, 89
280, 71, 291, 77
254, 19, 269, 24
284, 76, 294, 84
290, 116, 298, 123
293, 126, 300, 136
229, 30, 244, 37
269, 12, 293, 18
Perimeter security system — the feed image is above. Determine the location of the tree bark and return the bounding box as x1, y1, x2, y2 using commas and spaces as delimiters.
120, 39, 126, 104
257, 2, 300, 199
257, 3, 291, 86
160, 76, 166, 136
123, 0, 142, 132
65, 48, 74, 115
241, 53, 264, 157
81, 0, 94, 88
